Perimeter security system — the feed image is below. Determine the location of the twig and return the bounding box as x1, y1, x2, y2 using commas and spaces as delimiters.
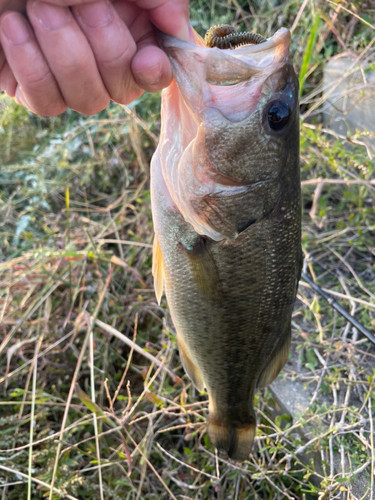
156, 443, 217, 481
112, 314, 138, 410
97, 238, 153, 249
48, 266, 114, 499
301, 178, 375, 186
327, 245, 375, 301
299, 280, 375, 309
309, 348, 328, 407
28, 332, 44, 500
121, 105, 158, 145
126, 362, 165, 420
301, 273, 375, 345
89, 328, 104, 500
215, 448, 220, 480
123, 428, 178, 500
0, 280, 62, 357
290, 0, 310, 34
309, 180, 324, 224
370, 398, 374, 500
324, 0, 375, 30
201, 446, 293, 499
0, 330, 75, 386
338, 274, 356, 343
94, 318, 182, 385
0, 465, 79, 500
294, 427, 337, 456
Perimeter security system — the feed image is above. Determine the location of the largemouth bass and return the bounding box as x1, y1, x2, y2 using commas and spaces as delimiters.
151, 25, 301, 461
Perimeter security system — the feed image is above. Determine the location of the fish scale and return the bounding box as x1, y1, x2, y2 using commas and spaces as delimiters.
151, 25, 301, 461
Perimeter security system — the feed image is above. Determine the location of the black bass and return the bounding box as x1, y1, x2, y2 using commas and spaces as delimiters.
151, 25, 301, 461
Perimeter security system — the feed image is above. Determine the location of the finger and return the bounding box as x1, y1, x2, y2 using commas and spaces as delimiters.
0, 60, 17, 96
26, 0, 101, 5
133, 0, 189, 41
127, 12, 172, 92
0, 46, 5, 75
131, 43, 172, 92
113, 7, 172, 93
72, 0, 143, 105
27, 0, 110, 115
0, 11, 66, 115
0, 1, 26, 16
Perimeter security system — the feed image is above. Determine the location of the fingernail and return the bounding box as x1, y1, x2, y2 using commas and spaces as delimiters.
32, 1, 70, 31
1, 12, 31, 45
75, 0, 112, 28
137, 63, 162, 86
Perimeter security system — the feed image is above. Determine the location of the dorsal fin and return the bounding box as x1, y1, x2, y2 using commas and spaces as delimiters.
152, 235, 164, 305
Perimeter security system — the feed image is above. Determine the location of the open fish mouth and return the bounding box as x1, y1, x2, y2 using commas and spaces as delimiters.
155, 26, 292, 122
152, 25, 298, 241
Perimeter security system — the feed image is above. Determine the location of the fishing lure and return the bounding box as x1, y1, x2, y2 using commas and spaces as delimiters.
204, 24, 266, 49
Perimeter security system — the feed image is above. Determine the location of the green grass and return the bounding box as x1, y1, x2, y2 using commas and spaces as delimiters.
1, 0, 375, 499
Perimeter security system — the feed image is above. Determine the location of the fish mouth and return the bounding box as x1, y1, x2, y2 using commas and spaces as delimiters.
155, 26, 292, 122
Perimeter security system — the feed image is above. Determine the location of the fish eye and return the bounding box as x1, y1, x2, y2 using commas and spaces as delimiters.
267, 100, 291, 131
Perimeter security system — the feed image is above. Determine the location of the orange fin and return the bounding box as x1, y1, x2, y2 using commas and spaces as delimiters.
177, 335, 205, 392
191, 26, 206, 47
257, 330, 291, 388
207, 415, 256, 462
152, 235, 164, 305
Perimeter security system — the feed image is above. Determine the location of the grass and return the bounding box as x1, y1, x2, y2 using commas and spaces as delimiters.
0, 0, 375, 499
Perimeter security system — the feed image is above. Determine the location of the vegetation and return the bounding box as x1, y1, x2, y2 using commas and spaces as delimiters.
0, 0, 374, 499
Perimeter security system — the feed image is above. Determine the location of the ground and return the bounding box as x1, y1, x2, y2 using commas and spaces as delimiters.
0, 1, 375, 499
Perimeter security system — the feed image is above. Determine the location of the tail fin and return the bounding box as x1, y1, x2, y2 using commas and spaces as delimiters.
207, 415, 256, 462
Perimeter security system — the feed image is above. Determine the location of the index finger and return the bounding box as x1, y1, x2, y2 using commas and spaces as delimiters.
34, 0, 190, 41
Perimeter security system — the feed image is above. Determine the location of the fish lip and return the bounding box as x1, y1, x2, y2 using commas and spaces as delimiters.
154, 26, 291, 58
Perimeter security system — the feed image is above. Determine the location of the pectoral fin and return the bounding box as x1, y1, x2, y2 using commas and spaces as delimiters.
179, 237, 222, 301
177, 335, 205, 392
152, 235, 164, 305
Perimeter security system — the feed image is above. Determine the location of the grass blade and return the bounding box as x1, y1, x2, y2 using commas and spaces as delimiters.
299, 10, 321, 96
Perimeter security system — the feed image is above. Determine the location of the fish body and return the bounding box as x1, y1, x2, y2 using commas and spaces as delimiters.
151, 27, 301, 461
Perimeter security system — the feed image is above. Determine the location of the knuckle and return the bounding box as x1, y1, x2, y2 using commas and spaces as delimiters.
25, 96, 67, 116
42, 104, 68, 117
99, 44, 136, 69
113, 87, 143, 105
74, 96, 110, 116
52, 50, 93, 76
23, 67, 53, 88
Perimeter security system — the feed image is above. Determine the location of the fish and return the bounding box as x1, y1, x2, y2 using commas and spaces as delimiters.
150, 25, 301, 462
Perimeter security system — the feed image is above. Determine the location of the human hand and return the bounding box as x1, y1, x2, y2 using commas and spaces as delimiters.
0, 0, 189, 115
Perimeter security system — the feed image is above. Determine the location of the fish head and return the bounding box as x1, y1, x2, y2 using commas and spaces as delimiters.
155, 27, 299, 240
